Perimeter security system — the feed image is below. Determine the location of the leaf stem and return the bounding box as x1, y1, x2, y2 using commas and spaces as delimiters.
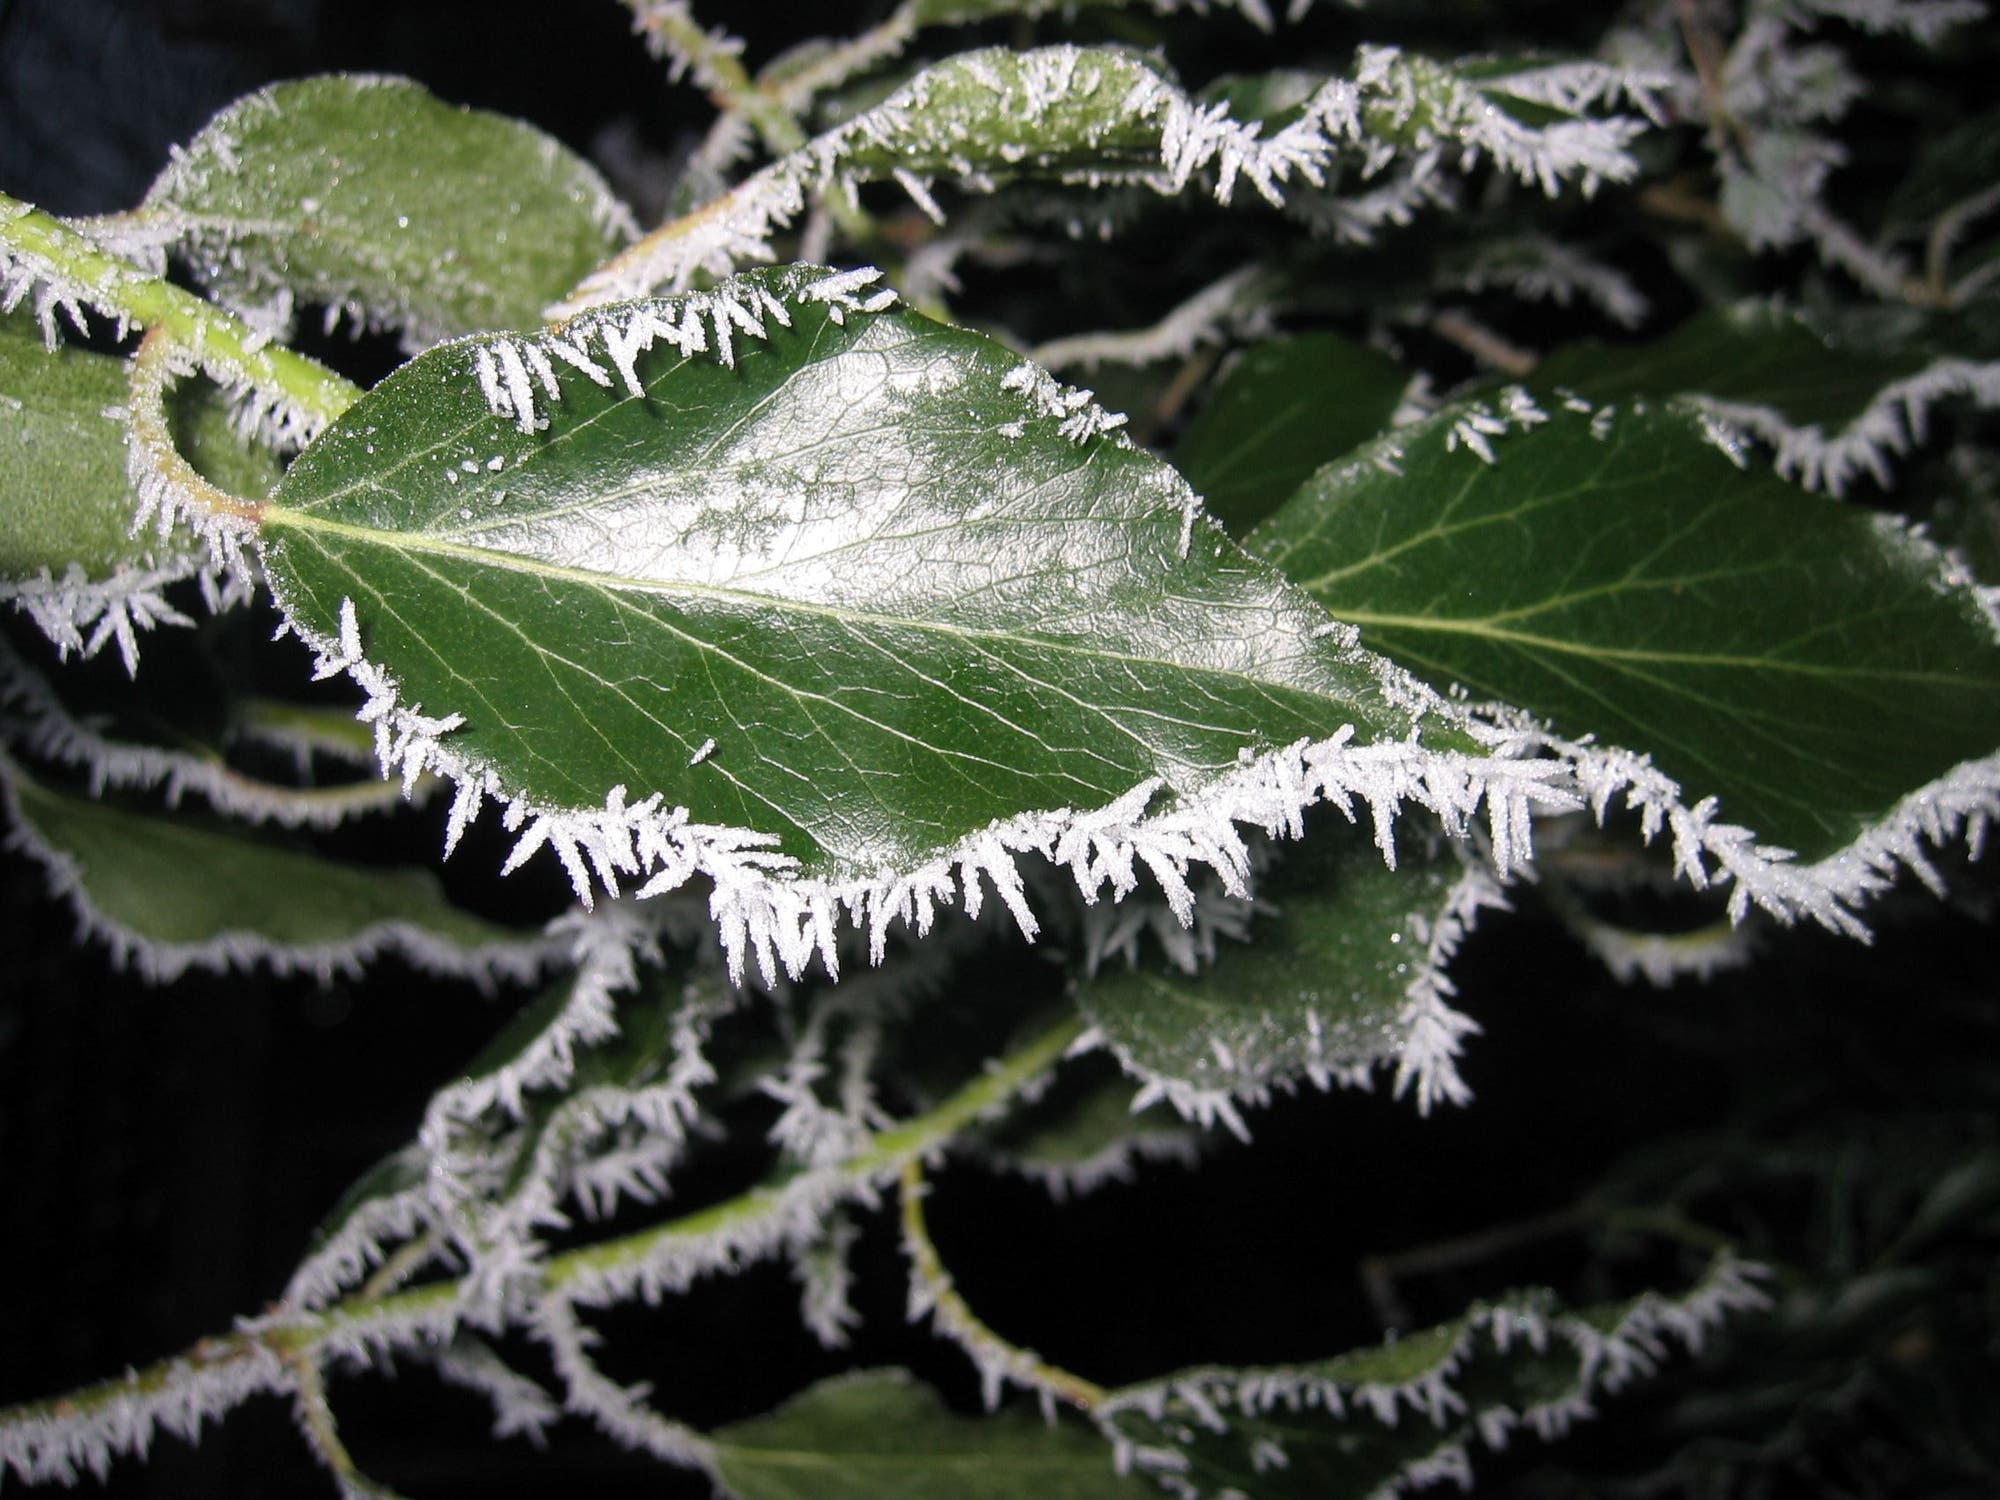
900, 1157, 1108, 1412
0, 193, 360, 427
627, 0, 809, 158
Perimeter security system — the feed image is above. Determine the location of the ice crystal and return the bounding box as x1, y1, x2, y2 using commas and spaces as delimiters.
432, 1339, 560, 1446
1445, 385, 1548, 464
0, 561, 197, 677
1097, 1255, 1770, 1500
1030, 264, 1272, 372
0, 1339, 290, 1487
1687, 356, 2000, 495
530, 1297, 718, 1468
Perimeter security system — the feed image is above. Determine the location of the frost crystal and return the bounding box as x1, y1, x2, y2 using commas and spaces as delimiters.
1031, 264, 1273, 372
1687, 356, 2000, 495
0, 561, 197, 678
1095, 1255, 1770, 1500
561, 42, 1661, 310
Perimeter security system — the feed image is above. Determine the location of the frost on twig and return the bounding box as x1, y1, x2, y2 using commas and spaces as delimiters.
0, 1339, 292, 1488
1029, 264, 1274, 371
0, 633, 421, 828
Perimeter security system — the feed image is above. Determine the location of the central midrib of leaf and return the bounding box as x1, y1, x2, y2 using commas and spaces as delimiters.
262, 273, 1472, 886
264, 503, 1323, 685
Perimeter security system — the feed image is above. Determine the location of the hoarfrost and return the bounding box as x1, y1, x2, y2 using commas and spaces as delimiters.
1095, 1254, 1770, 1499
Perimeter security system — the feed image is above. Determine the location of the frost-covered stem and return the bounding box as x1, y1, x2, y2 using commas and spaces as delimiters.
129, 329, 264, 523
1675, 0, 1742, 149
548, 1010, 1088, 1291
287, 1352, 408, 1500
0, 193, 359, 425
0, 1011, 1088, 1453
1430, 309, 1537, 375
899, 1158, 1108, 1412
356, 1230, 447, 1303
626, 0, 808, 158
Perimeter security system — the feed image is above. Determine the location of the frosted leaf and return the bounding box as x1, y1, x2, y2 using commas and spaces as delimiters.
1077, 826, 1504, 1135
262, 265, 1566, 985
1252, 397, 2000, 928
1095, 1255, 1771, 1499
709, 1370, 1143, 1499
141, 76, 634, 349
1534, 301, 2000, 494
0, 749, 559, 988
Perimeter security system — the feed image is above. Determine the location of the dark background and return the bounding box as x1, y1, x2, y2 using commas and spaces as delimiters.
1, 2, 1996, 1496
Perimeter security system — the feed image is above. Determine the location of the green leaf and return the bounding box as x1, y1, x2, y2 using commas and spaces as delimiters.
0, 310, 279, 580
0, 313, 154, 582
1096, 1258, 1770, 1500
1250, 395, 2000, 871
1077, 822, 1490, 1128
142, 76, 632, 345
712, 1369, 1150, 1500
1530, 302, 2000, 494
0, 753, 546, 984
829, 47, 1178, 180
0, 314, 275, 669
1173, 332, 1408, 534
260, 265, 1514, 982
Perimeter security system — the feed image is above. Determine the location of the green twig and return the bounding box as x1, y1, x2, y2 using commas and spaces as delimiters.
900, 1157, 1108, 1411
0, 193, 360, 427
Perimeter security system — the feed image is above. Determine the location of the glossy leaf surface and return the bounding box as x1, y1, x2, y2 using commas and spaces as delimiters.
1173, 332, 1407, 535
263, 266, 1460, 893
1251, 398, 2000, 863
143, 76, 630, 344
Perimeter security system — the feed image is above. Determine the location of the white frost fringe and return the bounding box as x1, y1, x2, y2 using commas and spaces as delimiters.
0, 754, 559, 988
292, 574, 1575, 988
1556, 735, 2000, 940
1097, 1254, 1771, 1498
560, 44, 1664, 310
0, 1340, 290, 1488
1691, 355, 2000, 495
0, 561, 198, 678
0, 633, 417, 830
